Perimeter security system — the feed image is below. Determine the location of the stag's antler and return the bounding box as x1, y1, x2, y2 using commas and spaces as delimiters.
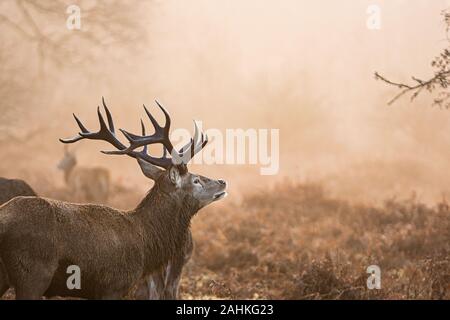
60, 98, 208, 169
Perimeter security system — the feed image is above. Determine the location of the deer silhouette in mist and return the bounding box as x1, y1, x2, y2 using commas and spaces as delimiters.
57, 145, 110, 203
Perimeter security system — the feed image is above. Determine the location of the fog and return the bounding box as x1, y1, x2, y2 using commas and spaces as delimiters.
1, 0, 449, 204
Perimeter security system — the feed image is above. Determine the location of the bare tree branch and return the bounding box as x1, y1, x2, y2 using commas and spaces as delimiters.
375, 9, 450, 109
374, 69, 450, 106
0, 0, 147, 69
0, 0, 150, 139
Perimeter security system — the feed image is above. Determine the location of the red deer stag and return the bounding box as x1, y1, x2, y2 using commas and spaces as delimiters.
0, 98, 227, 299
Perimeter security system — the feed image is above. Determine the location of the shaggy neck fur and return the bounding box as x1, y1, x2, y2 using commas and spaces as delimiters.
130, 183, 199, 275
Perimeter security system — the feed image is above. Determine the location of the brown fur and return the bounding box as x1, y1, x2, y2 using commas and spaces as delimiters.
0, 169, 209, 299
0, 176, 190, 300
135, 230, 194, 300
0, 178, 37, 205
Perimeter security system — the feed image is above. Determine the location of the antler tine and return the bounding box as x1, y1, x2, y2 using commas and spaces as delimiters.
193, 128, 208, 155
154, 100, 171, 135
190, 132, 208, 158
177, 138, 194, 155
202, 133, 209, 148
189, 120, 200, 158
108, 101, 175, 156
59, 113, 89, 143
59, 135, 84, 144
74, 114, 89, 133
143, 104, 161, 132
96, 106, 109, 135
102, 97, 115, 133
118, 128, 146, 143
140, 118, 147, 154
174, 120, 208, 164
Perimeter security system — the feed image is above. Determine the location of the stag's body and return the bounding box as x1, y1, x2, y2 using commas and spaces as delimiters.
0, 187, 193, 299
0, 99, 226, 299
0, 177, 36, 205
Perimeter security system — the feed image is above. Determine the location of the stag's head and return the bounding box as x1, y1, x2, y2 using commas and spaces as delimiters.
60, 98, 227, 210
57, 145, 77, 171
138, 159, 227, 209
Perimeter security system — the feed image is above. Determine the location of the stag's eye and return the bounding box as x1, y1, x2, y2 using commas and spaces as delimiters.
193, 178, 201, 185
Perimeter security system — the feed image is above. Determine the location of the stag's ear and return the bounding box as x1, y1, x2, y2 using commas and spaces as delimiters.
137, 158, 164, 181
168, 165, 181, 187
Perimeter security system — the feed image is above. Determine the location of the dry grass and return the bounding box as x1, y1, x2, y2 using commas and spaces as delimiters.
2, 179, 449, 300
181, 180, 450, 299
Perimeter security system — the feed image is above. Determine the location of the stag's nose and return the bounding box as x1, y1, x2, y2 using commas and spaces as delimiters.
218, 179, 227, 186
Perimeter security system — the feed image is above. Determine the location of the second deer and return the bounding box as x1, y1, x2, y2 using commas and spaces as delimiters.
58, 145, 110, 203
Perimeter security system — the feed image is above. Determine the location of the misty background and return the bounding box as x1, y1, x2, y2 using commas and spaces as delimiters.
1, 0, 449, 204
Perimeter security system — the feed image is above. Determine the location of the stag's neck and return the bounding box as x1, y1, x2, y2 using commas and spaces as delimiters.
130, 185, 198, 274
